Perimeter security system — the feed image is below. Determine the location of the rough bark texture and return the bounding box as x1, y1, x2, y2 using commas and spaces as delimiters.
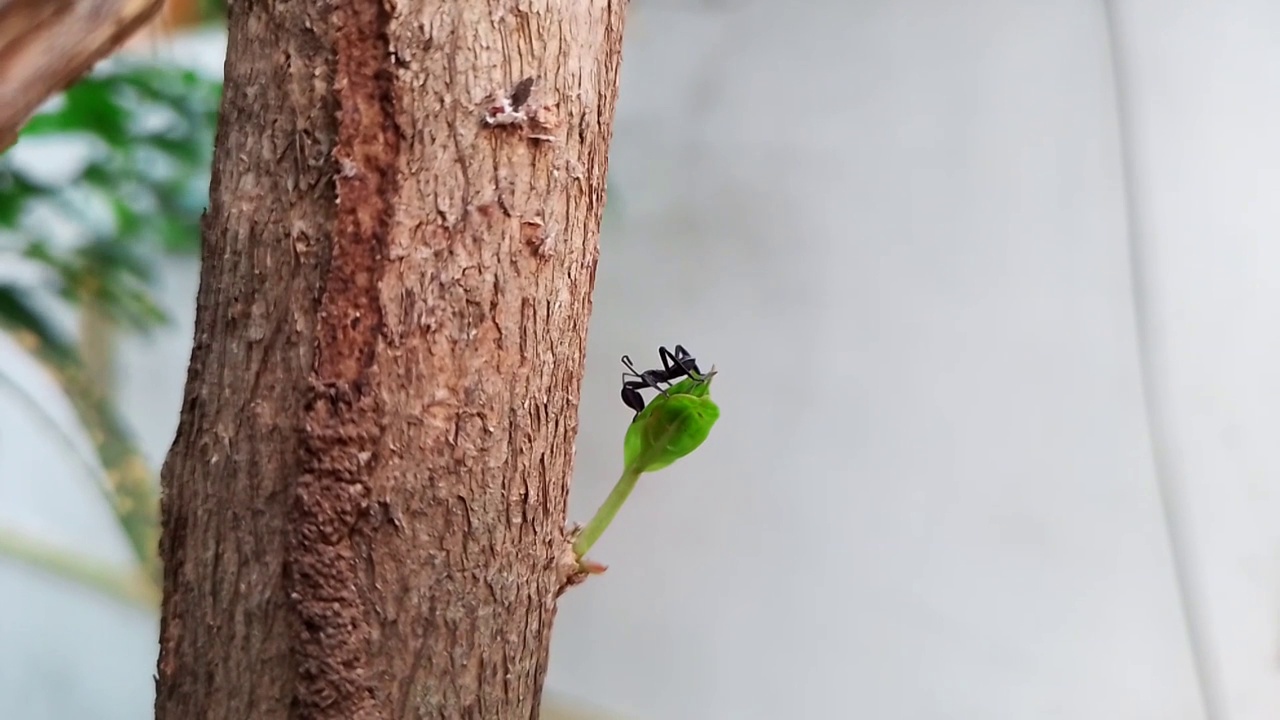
154, 1, 626, 718
0, 0, 163, 150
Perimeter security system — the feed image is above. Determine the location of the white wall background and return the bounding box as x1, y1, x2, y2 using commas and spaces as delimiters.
3, 1, 1280, 718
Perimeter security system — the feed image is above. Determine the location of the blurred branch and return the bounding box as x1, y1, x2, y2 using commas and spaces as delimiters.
0, 287, 160, 587
0, 360, 112, 491
79, 299, 117, 396
0, 526, 159, 609
0, 0, 165, 151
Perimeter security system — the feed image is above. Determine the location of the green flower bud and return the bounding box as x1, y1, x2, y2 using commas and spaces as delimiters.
623, 371, 719, 474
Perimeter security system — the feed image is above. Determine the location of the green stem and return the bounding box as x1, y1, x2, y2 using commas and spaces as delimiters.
0, 527, 159, 610
572, 466, 642, 559
572, 417, 685, 560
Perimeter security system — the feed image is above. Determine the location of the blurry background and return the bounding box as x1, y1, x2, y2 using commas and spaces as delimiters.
3, 1, 1280, 718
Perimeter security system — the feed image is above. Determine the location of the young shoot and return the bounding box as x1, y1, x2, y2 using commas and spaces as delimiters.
572, 345, 720, 567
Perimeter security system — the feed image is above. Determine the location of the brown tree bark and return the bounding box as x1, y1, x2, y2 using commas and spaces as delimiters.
0, 0, 164, 150
154, 1, 626, 718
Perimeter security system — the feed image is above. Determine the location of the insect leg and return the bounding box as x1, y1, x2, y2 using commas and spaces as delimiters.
662, 344, 704, 381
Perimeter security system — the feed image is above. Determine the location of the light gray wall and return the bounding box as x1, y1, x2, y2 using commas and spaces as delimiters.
3, 2, 1280, 719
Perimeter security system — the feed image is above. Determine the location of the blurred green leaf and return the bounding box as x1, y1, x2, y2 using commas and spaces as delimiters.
198, 0, 228, 21
1, 59, 220, 329
0, 169, 37, 226
0, 285, 75, 363
45, 78, 129, 146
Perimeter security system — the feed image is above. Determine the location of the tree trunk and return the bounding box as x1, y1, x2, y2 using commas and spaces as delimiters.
154, 1, 626, 718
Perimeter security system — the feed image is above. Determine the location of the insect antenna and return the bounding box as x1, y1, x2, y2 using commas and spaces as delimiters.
620, 354, 644, 379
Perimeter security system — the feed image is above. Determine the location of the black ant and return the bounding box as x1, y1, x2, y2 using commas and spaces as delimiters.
620, 345, 706, 418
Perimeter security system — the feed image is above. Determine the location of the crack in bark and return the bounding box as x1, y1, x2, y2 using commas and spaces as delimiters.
288, 1, 401, 718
